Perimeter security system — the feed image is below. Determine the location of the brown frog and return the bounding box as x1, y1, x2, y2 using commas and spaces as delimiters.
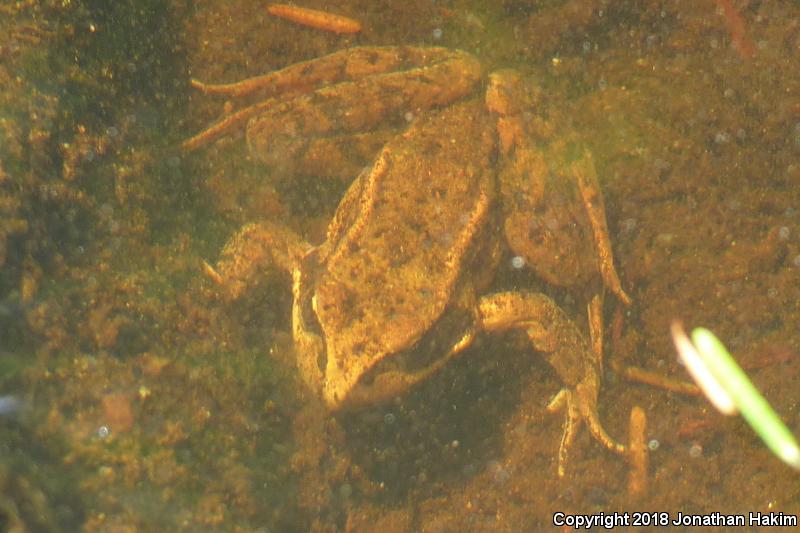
186, 46, 631, 475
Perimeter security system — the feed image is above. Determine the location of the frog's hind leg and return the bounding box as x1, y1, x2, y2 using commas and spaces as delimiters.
189, 46, 462, 99
183, 46, 483, 152
183, 47, 412, 150
570, 150, 632, 306
182, 99, 277, 151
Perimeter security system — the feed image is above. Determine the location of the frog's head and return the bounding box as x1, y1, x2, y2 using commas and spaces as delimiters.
291, 264, 466, 411
291, 265, 433, 412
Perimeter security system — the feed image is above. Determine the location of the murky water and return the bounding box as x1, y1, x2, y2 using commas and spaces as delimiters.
1, 1, 799, 530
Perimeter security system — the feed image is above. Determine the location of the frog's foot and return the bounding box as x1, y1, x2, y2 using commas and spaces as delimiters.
478, 291, 625, 475
547, 379, 626, 477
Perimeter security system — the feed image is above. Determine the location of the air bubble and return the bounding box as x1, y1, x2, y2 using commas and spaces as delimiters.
0, 395, 22, 416
620, 218, 638, 234
689, 442, 703, 458
98, 203, 114, 219
767, 287, 779, 299
488, 460, 510, 485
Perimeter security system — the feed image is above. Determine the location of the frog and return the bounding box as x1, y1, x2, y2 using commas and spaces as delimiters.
185, 46, 632, 476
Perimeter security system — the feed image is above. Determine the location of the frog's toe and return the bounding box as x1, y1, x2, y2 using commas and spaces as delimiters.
546, 388, 579, 477
547, 385, 625, 477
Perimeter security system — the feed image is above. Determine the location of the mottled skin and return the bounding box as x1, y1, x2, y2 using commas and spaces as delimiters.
188, 46, 631, 475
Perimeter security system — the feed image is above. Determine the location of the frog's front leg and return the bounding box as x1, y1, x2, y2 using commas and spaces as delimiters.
203, 221, 312, 301
478, 291, 625, 476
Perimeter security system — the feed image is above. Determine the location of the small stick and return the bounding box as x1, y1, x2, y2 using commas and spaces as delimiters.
267, 4, 362, 34
627, 405, 648, 499
617, 364, 700, 397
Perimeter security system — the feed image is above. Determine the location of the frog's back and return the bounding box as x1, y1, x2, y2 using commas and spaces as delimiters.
314, 100, 497, 380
